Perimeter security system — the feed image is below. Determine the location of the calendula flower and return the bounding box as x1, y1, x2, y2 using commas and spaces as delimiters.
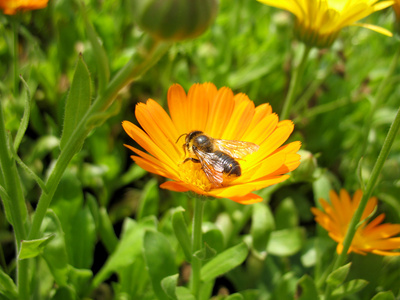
0, 0, 48, 14
257, 0, 393, 48
312, 189, 400, 256
122, 83, 301, 205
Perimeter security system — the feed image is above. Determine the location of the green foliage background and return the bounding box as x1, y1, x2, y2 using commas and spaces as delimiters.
0, 0, 399, 299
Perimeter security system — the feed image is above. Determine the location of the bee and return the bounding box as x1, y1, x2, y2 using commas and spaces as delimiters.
177, 131, 259, 187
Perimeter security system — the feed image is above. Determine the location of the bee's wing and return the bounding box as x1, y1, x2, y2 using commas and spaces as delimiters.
213, 139, 259, 159
193, 148, 225, 187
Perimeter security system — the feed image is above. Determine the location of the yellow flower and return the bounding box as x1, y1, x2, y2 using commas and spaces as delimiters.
0, 0, 48, 14
312, 189, 400, 256
122, 83, 301, 205
257, 0, 393, 48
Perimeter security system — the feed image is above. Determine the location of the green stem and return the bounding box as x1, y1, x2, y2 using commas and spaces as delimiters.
28, 38, 170, 240
357, 44, 400, 162
12, 15, 19, 98
280, 44, 312, 120
0, 100, 29, 299
190, 198, 205, 299
325, 106, 400, 300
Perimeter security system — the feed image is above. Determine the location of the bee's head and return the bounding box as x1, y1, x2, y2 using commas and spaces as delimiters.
176, 131, 204, 156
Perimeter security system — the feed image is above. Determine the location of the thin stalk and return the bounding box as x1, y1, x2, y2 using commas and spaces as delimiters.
280, 44, 312, 120
325, 106, 400, 300
0, 101, 29, 299
28, 38, 170, 239
357, 45, 400, 161
190, 198, 205, 299
12, 15, 19, 98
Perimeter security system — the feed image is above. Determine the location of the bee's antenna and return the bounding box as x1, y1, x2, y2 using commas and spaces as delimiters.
176, 133, 187, 144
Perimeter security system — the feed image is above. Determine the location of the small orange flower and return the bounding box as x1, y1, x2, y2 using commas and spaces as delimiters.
312, 189, 400, 256
0, 0, 48, 15
122, 83, 301, 205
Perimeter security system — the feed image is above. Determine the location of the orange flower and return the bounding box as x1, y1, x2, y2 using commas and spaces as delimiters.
122, 83, 301, 205
312, 189, 400, 256
0, 0, 48, 15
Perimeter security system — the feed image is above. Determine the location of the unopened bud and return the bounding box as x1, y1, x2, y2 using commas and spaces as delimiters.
292, 150, 318, 182
131, 0, 219, 41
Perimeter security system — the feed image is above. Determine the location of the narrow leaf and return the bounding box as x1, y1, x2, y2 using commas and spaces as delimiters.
331, 279, 368, 299
0, 184, 13, 224
60, 54, 91, 150
18, 234, 55, 260
297, 274, 319, 300
81, 2, 110, 92
371, 291, 395, 300
226, 294, 244, 300
172, 207, 191, 262
137, 179, 160, 221
161, 274, 179, 300
201, 242, 248, 282
326, 263, 351, 288
0, 268, 18, 299
13, 75, 32, 152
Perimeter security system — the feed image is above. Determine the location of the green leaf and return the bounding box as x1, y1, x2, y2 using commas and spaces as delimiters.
98, 207, 119, 254
143, 230, 178, 300
371, 291, 395, 300
60, 54, 91, 150
161, 274, 179, 300
41, 210, 70, 287
172, 207, 192, 262
250, 202, 274, 257
50, 285, 74, 300
297, 274, 319, 300
275, 197, 298, 229
176, 287, 196, 300
138, 179, 160, 221
81, 2, 110, 92
326, 263, 351, 288
331, 279, 368, 299
18, 234, 55, 260
193, 242, 217, 261
92, 217, 156, 287
69, 204, 96, 269
267, 228, 304, 256
225, 293, 244, 300
203, 227, 224, 254
201, 242, 248, 282
67, 267, 92, 298
13, 75, 32, 152
0, 268, 18, 299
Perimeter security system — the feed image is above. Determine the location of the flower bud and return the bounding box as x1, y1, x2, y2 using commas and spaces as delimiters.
131, 0, 219, 41
292, 150, 318, 182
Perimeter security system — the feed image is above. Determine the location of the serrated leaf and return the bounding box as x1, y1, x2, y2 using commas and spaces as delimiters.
0, 268, 18, 299
172, 207, 191, 262
331, 279, 368, 299
18, 234, 55, 260
371, 291, 395, 300
267, 228, 304, 256
161, 274, 179, 300
297, 274, 319, 300
60, 54, 91, 150
201, 242, 248, 282
326, 263, 351, 288
143, 230, 178, 300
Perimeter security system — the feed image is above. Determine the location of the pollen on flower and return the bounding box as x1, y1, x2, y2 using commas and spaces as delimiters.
179, 160, 213, 192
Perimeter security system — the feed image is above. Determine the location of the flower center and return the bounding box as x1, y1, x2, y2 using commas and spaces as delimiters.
178, 160, 213, 192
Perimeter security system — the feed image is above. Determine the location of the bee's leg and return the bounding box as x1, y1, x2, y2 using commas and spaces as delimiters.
183, 157, 200, 164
